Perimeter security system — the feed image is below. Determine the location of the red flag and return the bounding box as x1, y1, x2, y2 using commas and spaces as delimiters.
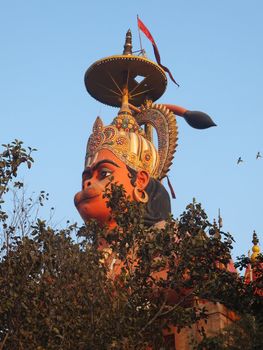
137, 16, 179, 87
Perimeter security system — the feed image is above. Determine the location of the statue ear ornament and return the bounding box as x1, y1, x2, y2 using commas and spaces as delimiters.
133, 186, 149, 203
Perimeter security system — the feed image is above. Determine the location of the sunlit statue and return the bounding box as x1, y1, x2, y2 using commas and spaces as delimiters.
74, 29, 215, 229
72, 27, 237, 350
74, 110, 172, 229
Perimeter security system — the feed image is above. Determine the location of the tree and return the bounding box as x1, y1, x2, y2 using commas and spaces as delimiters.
0, 141, 262, 349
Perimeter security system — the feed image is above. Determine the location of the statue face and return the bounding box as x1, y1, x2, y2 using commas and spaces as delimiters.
74, 149, 138, 228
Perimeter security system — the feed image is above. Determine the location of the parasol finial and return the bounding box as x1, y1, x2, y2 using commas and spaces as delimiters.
123, 29, 132, 55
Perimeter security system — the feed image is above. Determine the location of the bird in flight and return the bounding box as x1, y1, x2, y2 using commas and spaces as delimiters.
237, 157, 243, 164
256, 151, 262, 159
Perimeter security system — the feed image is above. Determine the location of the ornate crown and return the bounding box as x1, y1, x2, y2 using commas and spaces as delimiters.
85, 100, 178, 180
85, 112, 160, 178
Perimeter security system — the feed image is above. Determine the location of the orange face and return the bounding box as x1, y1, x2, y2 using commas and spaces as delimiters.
74, 149, 142, 228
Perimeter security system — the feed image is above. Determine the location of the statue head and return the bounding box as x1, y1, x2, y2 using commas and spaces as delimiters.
74, 109, 173, 228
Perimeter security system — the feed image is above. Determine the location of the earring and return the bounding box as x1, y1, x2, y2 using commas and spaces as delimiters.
133, 186, 149, 203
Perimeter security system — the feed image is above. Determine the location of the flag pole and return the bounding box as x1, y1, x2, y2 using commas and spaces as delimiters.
137, 15, 144, 56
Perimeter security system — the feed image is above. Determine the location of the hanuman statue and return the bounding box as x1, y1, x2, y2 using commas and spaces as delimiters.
74, 29, 215, 231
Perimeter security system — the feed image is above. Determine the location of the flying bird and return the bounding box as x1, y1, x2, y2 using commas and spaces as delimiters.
237, 157, 243, 164
256, 152, 262, 159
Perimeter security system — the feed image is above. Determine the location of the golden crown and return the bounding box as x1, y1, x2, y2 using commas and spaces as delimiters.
85, 112, 160, 178
85, 99, 178, 180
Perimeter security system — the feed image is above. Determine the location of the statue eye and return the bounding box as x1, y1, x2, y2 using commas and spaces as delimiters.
82, 169, 92, 181
99, 168, 112, 180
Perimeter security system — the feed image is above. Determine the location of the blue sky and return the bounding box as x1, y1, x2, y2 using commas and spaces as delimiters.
1, 0, 262, 260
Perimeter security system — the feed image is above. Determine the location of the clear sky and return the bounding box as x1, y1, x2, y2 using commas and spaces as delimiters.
1, 0, 262, 260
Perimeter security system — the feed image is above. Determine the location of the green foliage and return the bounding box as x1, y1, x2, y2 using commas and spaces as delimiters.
0, 220, 118, 349
0, 141, 50, 254
196, 314, 263, 350
0, 140, 35, 199
0, 141, 262, 349
0, 141, 35, 230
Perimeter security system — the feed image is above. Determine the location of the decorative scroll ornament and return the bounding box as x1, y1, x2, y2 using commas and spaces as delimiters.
136, 101, 178, 180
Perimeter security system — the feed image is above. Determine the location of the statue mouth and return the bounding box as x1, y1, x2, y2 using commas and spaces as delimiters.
74, 190, 100, 207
